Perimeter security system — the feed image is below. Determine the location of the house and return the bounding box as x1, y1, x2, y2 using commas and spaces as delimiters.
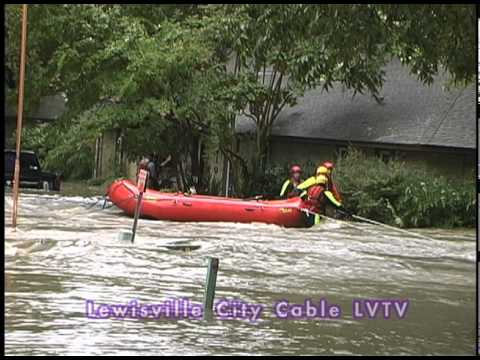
4, 92, 137, 180
4, 94, 67, 146
211, 59, 475, 194
92, 129, 138, 180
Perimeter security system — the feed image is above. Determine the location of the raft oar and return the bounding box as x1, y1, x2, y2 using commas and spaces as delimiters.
337, 210, 436, 241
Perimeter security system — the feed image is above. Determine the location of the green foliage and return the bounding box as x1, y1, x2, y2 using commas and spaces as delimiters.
4, 4, 475, 191
335, 149, 475, 228
16, 124, 51, 161
378, 4, 476, 87
6, 5, 236, 184
43, 121, 95, 179
203, 4, 475, 188
11, 121, 94, 179
249, 164, 286, 198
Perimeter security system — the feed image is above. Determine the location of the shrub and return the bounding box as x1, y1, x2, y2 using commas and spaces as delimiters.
249, 164, 286, 198
252, 148, 475, 228
335, 148, 475, 228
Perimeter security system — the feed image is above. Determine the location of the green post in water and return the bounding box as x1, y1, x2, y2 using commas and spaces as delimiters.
203, 257, 219, 320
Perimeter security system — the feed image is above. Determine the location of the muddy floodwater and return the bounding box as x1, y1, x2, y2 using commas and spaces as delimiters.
4, 190, 476, 355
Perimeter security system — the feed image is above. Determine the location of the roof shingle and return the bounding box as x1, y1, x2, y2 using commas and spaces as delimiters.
236, 59, 475, 149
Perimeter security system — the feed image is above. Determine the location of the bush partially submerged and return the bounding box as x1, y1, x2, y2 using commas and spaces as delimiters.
335, 149, 475, 228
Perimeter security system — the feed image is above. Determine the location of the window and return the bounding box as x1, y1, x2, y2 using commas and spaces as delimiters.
336, 146, 349, 160
375, 149, 395, 163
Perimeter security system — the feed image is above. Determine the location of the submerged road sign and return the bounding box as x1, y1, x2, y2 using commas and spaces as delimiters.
137, 169, 148, 192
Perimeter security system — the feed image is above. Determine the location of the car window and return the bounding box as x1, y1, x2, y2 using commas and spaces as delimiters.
4, 152, 42, 172
21, 153, 41, 171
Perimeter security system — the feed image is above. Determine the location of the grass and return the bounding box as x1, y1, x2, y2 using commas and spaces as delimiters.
60, 180, 109, 197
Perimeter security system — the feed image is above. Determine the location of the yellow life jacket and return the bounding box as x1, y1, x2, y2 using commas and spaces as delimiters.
296, 175, 328, 198
297, 175, 328, 191
279, 179, 292, 197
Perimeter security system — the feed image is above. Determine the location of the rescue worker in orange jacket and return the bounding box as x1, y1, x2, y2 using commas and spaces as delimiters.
279, 165, 303, 198
322, 160, 342, 203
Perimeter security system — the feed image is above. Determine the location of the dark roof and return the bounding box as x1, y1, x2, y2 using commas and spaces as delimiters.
236, 59, 475, 149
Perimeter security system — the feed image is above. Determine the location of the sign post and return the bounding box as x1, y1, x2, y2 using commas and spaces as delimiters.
131, 169, 148, 243
12, 4, 28, 228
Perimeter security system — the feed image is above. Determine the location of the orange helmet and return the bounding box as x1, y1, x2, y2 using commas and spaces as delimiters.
323, 161, 334, 170
290, 165, 302, 174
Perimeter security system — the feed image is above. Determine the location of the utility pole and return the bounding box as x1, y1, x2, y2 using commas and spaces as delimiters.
12, 4, 28, 228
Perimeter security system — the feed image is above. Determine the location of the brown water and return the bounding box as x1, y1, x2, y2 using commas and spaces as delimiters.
4, 190, 476, 355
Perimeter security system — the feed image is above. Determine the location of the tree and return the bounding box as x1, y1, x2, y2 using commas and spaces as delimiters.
5, 5, 235, 187
83, 18, 235, 190
5, 5, 475, 193
206, 4, 475, 193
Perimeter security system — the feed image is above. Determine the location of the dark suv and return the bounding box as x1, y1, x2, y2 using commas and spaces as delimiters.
4, 150, 62, 191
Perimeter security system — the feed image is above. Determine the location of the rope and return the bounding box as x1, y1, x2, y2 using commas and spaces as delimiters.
19, 194, 134, 220
300, 209, 387, 238
35, 180, 139, 218
301, 208, 436, 241
350, 214, 436, 241
84, 197, 105, 210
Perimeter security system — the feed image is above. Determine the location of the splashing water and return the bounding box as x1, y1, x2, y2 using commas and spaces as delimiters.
4, 191, 476, 355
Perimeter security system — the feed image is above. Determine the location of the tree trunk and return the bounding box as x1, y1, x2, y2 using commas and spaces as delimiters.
221, 146, 250, 197
180, 157, 189, 192
172, 153, 185, 192
253, 124, 270, 183
197, 139, 205, 193
190, 136, 200, 189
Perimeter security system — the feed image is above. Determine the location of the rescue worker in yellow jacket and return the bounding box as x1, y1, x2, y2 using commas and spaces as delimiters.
295, 165, 345, 225
279, 165, 303, 198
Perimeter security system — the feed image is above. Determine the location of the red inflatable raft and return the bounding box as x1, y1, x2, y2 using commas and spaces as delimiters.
106, 179, 309, 227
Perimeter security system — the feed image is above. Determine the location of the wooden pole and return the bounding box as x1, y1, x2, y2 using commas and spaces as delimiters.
12, 4, 28, 228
